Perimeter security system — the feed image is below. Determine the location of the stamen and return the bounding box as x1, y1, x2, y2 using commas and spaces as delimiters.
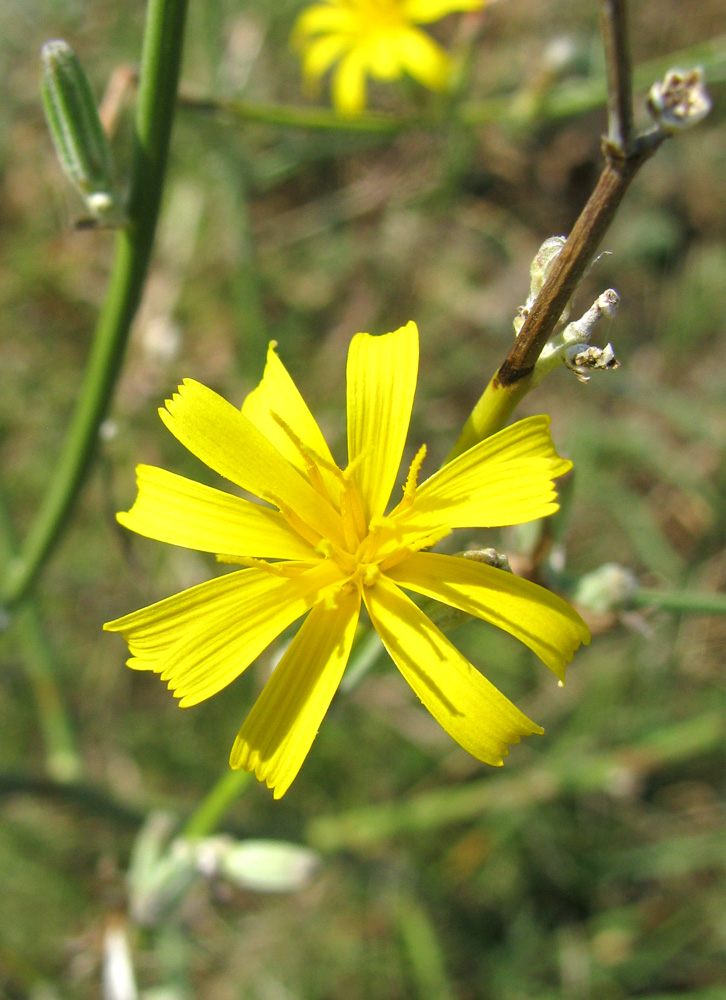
270, 412, 335, 503
378, 525, 451, 572
316, 537, 356, 575
214, 555, 310, 577
275, 499, 323, 548
400, 444, 427, 510
321, 580, 352, 609
340, 468, 369, 542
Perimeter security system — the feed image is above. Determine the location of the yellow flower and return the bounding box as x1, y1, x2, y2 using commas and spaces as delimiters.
105, 322, 589, 798
292, 0, 485, 114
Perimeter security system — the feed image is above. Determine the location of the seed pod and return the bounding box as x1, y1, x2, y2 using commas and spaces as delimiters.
40, 39, 116, 218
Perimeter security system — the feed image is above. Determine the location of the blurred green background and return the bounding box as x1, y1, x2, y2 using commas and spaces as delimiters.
1, 0, 726, 997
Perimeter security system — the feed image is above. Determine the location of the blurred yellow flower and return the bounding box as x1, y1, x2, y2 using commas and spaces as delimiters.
292, 0, 486, 114
105, 322, 589, 798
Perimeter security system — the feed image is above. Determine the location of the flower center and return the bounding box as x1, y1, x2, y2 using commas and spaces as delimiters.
271, 412, 442, 592
316, 477, 384, 586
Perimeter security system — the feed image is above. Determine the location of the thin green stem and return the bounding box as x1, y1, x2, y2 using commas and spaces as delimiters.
13, 603, 82, 781
446, 371, 535, 460
0, 770, 145, 826
630, 589, 726, 616
181, 768, 253, 839
396, 893, 457, 1000
0, 493, 81, 780
179, 92, 411, 132
0, 0, 189, 608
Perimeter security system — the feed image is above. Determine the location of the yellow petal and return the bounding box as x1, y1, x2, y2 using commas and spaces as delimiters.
242, 343, 341, 504
403, 415, 571, 528
331, 47, 369, 114
403, 0, 485, 24
230, 588, 361, 798
389, 28, 450, 89
118, 465, 316, 560
104, 561, 342, 706
300, 33, 351, 81
365, 577, 543, 765
386, 551, 590, 681
293, 4, 357, 42
346, 322, 419, 520
159, 379, 344, 546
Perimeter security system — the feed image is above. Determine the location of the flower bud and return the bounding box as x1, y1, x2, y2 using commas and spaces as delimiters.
647, 67, 712, 134
215, 838, 319, 893
514, 236, 570, 335
565, 342, 619, 383
40, 40, 117, 218
573, 563, 637, 613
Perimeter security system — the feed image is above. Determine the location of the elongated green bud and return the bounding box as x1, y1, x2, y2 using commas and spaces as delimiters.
40, 39, 116, 218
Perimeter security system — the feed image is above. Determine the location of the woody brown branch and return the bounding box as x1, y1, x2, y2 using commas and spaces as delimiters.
495, 0, 658, 390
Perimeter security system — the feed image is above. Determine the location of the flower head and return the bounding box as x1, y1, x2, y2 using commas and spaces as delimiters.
105, 322, 589, 798
292, 0, 485, 115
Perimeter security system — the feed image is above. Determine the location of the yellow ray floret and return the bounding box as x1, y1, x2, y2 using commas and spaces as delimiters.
105, 320, 590, 797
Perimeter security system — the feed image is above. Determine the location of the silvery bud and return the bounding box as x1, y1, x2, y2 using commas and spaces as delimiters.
647, 67, 712, 134
573, 563, 637, 613
514, 236, 571, 335
214, 838, 319, 893
529, 236, 567, 298
41, 40, 117, 218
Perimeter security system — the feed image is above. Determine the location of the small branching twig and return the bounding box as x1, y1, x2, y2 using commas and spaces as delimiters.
448, 0, 711, 457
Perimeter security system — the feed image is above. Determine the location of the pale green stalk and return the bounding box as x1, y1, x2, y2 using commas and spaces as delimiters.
0, 493, 80, 780
181, 769, 253, 839
630, 589, 726, 616
0, 0, 189, 608
396, 893, 457, 1000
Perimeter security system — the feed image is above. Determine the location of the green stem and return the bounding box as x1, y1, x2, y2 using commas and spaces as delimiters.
0, 0, 189, 608
446, 371, 535, 460
444, 342, 564, 458
0, 493, 81, 780
396, 893, 457, 1000
0, 770, 145, 826
630, 589, 726, 616
179, 92, 412, 132
181, 768, 253, 839
13, 603, 82, 782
